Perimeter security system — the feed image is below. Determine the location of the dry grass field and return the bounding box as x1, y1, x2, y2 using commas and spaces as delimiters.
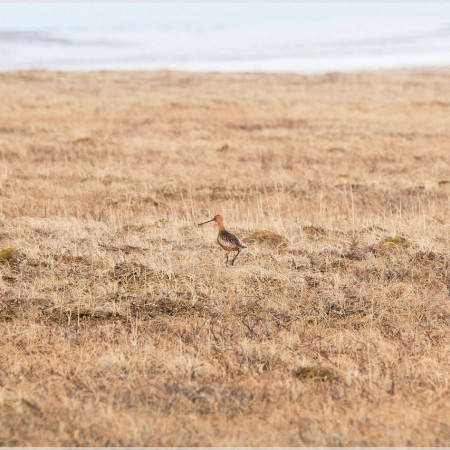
0, 69, 449, 446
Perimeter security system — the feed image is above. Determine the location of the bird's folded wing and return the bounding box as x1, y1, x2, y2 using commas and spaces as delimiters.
219, 231, 243, 248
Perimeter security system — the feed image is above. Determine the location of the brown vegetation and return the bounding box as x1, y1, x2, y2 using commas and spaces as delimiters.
0, 69, 449, 446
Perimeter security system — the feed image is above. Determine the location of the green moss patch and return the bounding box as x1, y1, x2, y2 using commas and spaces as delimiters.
293, 366, 340, 382
302, 225, 327, 237
242, 230, 288, 248
374, 235, 410, 254
327, 147, 346, 153
0, 248, 24, 265
217, 144, 230, 152
72, 137, 97, 146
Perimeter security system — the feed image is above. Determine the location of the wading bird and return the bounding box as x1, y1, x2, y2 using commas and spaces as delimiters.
198, 215, 246, 265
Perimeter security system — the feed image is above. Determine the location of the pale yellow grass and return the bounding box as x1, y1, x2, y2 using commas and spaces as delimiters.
0, 70, 449, 446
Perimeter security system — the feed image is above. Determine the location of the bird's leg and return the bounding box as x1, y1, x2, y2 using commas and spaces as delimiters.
231, 249, 241, 266
225, 253, 229, 266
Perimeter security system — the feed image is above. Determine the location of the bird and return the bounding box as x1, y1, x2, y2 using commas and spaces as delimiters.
198, 215, 246, 266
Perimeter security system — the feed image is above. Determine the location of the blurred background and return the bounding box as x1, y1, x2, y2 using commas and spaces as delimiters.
0, 1, 449, 72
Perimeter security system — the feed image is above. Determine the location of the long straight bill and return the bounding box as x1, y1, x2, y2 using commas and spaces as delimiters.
198, 219, 214, 226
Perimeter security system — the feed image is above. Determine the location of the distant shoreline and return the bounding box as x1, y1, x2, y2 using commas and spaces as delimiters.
1, 66, 450, 75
